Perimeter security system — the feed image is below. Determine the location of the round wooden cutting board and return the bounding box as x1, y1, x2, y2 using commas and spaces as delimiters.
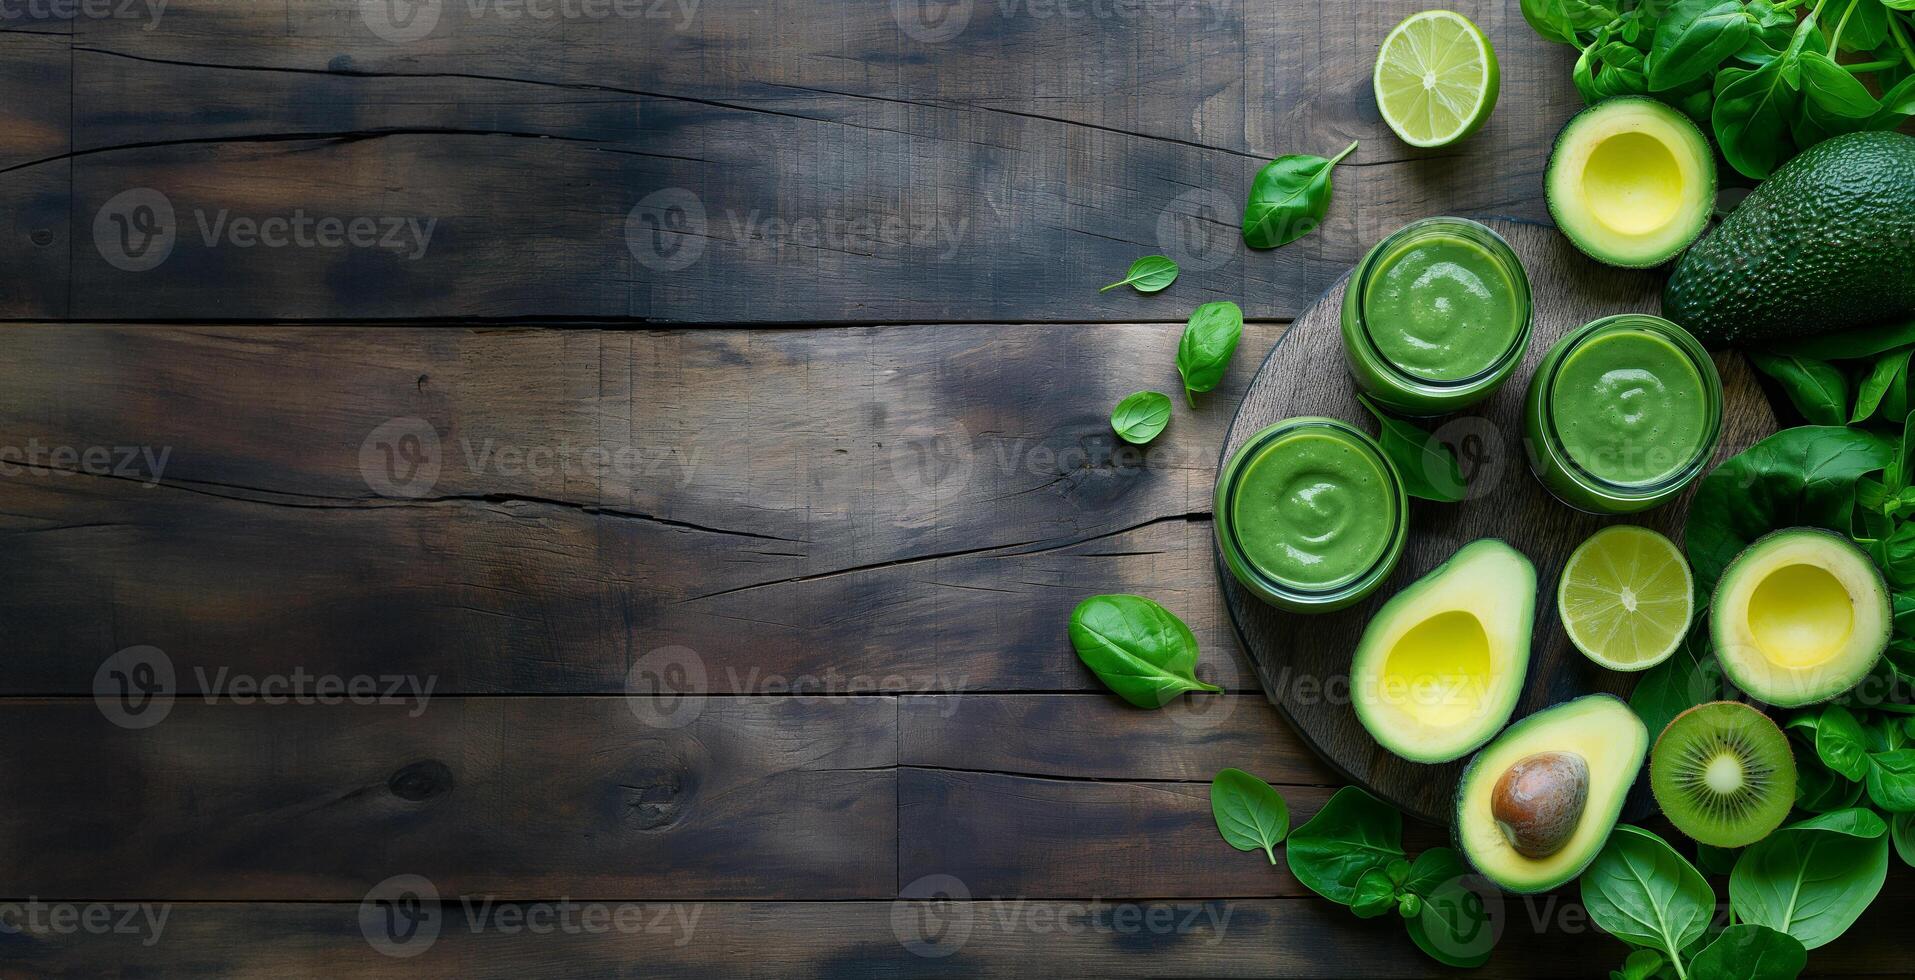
1215, 218, 1777, 825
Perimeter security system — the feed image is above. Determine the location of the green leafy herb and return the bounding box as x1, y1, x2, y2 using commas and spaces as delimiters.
1713, 56, 1800, 179
1066, 594, 1221, 708
1852, 348, 1914, 423
1765, 317, 1915, 361
1176, 301, 1244, 406
1241, 141, 1357, 249
1650, 0, 1755, 91
1209, 768, 1290, 863
1730, 808, 1890, 949
1109, 391, 1172, 445
1099, 255, 1179, 294
1285, 786, 1406, 905
1582, 825, 1716, 969
1350, 867, 1398, 918
1814, 704, 1871, 780
1798, 50, 1882, 117
1400, 848, 1495, 968
1629, 630, 1724, 737
1355, 394, 1467, 502
1748, 352, 1849, 426
1686, 924, 1809, 979
1865, 748, 1915, 810
1793, 739, 1867, 812
1893, 812, 1915, 866
1523, 0, 1622, 44
1610, 949, 1665, 980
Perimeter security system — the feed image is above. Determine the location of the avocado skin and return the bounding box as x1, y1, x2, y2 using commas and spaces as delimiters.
1662, 131, 1915, 349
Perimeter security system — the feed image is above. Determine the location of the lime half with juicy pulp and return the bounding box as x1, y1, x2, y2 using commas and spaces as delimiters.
1559, 525, 1695, 671
1373, 10, 1499, 148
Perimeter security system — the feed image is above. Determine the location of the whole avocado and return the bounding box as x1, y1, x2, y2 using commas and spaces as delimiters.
1662, 130, 1915, 349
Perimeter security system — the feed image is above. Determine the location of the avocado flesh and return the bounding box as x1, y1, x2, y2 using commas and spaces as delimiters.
1710, 528, 1890, 708
1546, 97, 1715, 269
1351, 539, 1535, 764
1664, 130, 1915, 348
1454, 695, 1648, 894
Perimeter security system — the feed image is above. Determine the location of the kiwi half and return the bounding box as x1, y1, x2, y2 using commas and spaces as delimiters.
1650, 701, 1797, 848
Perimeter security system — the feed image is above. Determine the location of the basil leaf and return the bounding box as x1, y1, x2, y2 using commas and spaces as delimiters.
1176, 301, 1244, 406
1209, 768, 1290, 863
1609, 949, 1664, 980
1109, 390, 1172, 445
1798, 50, 1883, 118
1763, 317, 1915, 360
1826, 0, 1890, 52
1354, 394, 1466, 502
1285, 786, 1406, 905
1867, 73, 1915, 128
1099, 255, 1179, 293
1649, 0, 1753, 91
1683, 426, 1895, 593
1730, 808, 1889, 949
1865, 748, 1915, 810
1241, 141, 1357, 249
1582, 825, 1715, 964
1686, 924, 1808, 979
1747, 352, 1849, 426
1712, 57, 1801, 179
1401, 848, 1496, 968
1815, 704, 1871, 781
1578, 36, 1653, 101
1066, 594, 1221, 708
1853, 348, 1914, 422
1523, 0, 1621, 44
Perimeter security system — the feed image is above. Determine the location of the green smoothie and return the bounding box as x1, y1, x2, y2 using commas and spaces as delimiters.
1361, 234, 1524, 382
1548, 327, 1710, 486
1231, 428, 1398, 590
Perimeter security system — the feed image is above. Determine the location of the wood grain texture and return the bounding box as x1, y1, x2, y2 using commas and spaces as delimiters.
2, 0, 1587, 321
1217, 219, 1778, 825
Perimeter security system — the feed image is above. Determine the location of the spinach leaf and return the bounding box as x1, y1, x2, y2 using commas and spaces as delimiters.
1401, 848, 1496, 968
1867, 72, 1915, 127
1815, 704, 1871, 780
1852, 348, 1914, 423
1865, 748, 1915, 810
1355, 394, 1467, 502
1764, 317, 1915, 360
1176, 301, 1244, 406
1349, 867, 1398, 918
1792, 739, 1867, 812
1241, 142, 1357, 249
1826, 0, 1891, 51
1285, 786, 1406, 905
1067, 594, 1222, 708
1697, 842, 1742, 875
1798, 50, 1883, 118
1099, 255, 1179, 293
1748, 352, 1849, 426
1712, 56, 1800, 179
1109, 391, 1172, 445
1649, 0, 1753, 91
1686, 923, 1808, 979
1629, 629, 1724, 738
1683, 426, 1894, 593
1729, 808, 1889, 949
1523, 0, 1623, 45
1209, 768, 1290, 862
1610, 949, 1664, 980
1581, 825, 1715, 966
1893, 812, 1915, 866
1579, 35, 1654, 101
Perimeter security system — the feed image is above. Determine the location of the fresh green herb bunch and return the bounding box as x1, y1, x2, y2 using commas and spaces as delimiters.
1521, 0, 1915, 178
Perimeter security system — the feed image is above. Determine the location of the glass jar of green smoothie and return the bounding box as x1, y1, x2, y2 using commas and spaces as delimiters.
1215, 417, 1409, 613
1525, 314, 1723, 514
1341, 217, 1533, 416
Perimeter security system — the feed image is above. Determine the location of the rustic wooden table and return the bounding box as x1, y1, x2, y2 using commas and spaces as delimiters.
0, 2, 1905, 976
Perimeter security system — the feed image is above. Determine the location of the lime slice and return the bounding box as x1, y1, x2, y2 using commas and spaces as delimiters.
1373, 10, 1500, 148
1559, 525, 1695, 671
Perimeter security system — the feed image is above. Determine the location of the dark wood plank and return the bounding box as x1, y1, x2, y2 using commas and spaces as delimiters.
1219, 220, 1777, 824
28, 0, 1584, 320
0, 323, 1269, 694
0, 30, 72, 318
0, 697, 895, 899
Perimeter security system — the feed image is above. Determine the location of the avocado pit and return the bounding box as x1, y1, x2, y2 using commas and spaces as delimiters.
1490, 751, 1588, 859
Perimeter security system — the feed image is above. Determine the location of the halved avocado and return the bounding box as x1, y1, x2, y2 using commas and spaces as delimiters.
1546, 97, 1715, 268
1454, 695, 1648, 894
1352, 539, 1534, 764
1711, 528, 1890, 708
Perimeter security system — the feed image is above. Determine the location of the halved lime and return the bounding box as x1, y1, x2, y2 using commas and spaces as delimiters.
1559, 525, 1695, 671
1373, 10, 1500, 148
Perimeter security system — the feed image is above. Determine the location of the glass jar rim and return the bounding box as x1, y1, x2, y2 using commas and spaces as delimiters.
1532, 313, 1724, 499
1216, 417, 1408, 602
1348, 216, 1534, 392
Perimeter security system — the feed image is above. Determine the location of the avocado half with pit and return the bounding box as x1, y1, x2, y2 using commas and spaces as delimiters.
1454, 694, 1648, 894
1351, 539, 1534, 764
1546, 97, 1715, 268
1711, 528, 1890, 708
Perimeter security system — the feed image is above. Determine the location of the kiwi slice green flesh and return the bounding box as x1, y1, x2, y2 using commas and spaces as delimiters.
1651, 701, 1797, 849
